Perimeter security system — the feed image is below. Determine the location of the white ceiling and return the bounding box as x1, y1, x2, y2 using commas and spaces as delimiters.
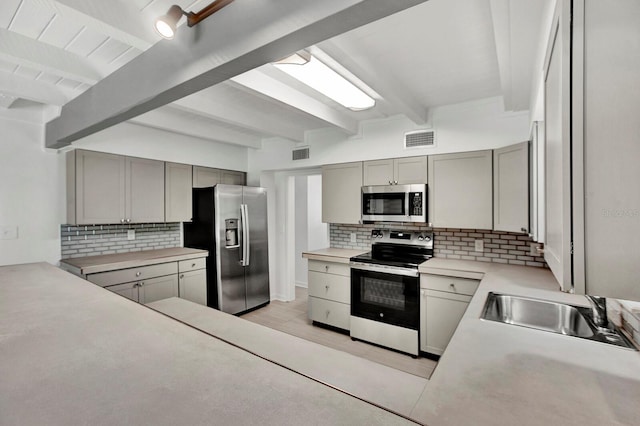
0, 0, 549, 148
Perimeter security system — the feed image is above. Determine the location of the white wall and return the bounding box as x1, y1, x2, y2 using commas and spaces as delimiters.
0, 117, 66, 266
294, 176, 309, 287
249, 96, 530, 173
72, 122, 249, 171
306, 175, 329, 251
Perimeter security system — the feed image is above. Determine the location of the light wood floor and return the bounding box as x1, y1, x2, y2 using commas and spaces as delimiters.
242, 286, 437, 379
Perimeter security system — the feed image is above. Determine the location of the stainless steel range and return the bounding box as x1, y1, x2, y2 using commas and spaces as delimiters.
349, 229, 433, 356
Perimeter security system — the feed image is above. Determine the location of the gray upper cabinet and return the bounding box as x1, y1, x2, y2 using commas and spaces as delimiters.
193, 166, 221, 188
68, 150, 126, 225
67, 150, 164, 225
165, 162, 193, 222
126, 157, 165, 223
193, 166, 246, 187
363, 156, 427, 186
543, 0, 572, 292
493, 142, 529, 234
221, 170, 246, 185
322, 162, 363, 224
428, 150, 493, 229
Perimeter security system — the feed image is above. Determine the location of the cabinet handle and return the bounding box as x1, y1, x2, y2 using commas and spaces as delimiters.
325, 310, 330, 317
449, 283, 456, 292
126, 219, 131, 224
388, 180, 392, 185
120, 219, 125, 224
180, 274, 185, 279
325, 265, 329, 272
139, 282, 144, 287
521, 227, 527, 233
325, 285, 329, 291
192, 263, 196, 268
136, 272, 142, 277
394, 180, 398, 185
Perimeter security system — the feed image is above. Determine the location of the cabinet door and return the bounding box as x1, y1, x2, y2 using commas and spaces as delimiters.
179, 269, 207, 306
321, 162, 363, 224
105, 282, 139, 302
193, 166, 221, 188
126, 157, 165, 223
74, 150, 126, 225
165, 162, 193, 222
428, 151, 493, 229
138, 274, 179, 304
394, 156, 428, 184
221, 170, 246, 185
424, 289, 471, 355
363, 159, 394, 185
543, 0, 572, 291
494, 142, 529, 233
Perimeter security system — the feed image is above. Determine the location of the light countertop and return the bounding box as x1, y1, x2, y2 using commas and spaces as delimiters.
410, 259, 640, 425
302, 247, 367, 264
60, 247, 208, 275
0, 262, 414, 425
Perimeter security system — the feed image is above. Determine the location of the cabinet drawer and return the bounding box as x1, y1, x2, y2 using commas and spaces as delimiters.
87, 262, 178, 287
178, 257, 206, 272
308, 260, 350, 277
308, 271, 350, 303
308, 297, 350, 330
420, 274, 479, 296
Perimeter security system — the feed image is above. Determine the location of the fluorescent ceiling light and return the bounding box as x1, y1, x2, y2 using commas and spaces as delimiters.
274, 53, 375, 111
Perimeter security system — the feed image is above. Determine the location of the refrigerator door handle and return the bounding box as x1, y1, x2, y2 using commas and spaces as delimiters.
240, 204, 250, 266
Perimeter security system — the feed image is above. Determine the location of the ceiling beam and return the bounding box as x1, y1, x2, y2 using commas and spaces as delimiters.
0, 72, 68, 105
230, 68, 359, 135
129, 106, 263, 149
45, 0, 428, 149
0, 28, 101, 84
171, 89, 306, 142
0, 94, 18, 109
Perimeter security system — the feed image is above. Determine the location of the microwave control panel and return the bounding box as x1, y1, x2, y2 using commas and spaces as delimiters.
409, 192, 423, 216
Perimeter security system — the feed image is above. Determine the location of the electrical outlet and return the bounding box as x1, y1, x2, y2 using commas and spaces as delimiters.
127, 230, 136, 241
530, 242, 543, 256
350, 232, 357, 243
474, 239, 484, 253
0, 226, 18, 240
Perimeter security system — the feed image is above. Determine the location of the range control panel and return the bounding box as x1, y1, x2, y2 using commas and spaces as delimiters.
370, 229, 433, 248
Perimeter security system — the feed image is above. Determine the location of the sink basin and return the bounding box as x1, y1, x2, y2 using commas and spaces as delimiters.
481, 292, 636, 349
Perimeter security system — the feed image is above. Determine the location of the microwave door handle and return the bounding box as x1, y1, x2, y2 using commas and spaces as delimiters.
405, 192, 410, 217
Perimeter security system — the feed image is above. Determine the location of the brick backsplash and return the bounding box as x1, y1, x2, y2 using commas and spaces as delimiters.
60, 223, 181, 259
330, 223, 547, 268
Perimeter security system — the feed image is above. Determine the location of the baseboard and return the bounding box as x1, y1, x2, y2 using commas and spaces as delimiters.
295, 281, 308, 288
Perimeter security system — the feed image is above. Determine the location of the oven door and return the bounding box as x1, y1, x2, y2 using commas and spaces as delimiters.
350, 263, 419, 330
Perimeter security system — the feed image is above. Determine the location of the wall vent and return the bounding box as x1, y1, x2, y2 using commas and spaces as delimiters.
404, 130, 436, 149
292, 147, 310, 160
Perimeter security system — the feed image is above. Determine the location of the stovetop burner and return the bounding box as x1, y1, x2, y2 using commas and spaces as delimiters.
350, 230, 433, 269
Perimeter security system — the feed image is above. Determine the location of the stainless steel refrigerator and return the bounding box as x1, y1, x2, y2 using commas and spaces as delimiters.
184, 185, 270, 315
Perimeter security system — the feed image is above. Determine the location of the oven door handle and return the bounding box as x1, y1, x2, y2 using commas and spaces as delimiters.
349, 262, 419, 277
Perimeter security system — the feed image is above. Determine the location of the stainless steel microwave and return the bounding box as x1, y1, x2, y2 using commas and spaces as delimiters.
361, 184, 428, 223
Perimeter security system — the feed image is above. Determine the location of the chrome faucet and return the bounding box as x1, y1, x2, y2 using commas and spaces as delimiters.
585, 295, 608, 329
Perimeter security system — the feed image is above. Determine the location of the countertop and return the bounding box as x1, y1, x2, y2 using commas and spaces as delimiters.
411, 259, 640, 425
302, 247, 367, 263
0, 262, 414, 425
60, 247, 208, 275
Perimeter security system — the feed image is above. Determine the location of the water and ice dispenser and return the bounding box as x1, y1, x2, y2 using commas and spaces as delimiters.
225, 219, 238, 247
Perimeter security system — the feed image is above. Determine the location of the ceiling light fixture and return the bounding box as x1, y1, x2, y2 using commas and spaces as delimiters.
274, 52, 376, 111
154, 0, 235, 40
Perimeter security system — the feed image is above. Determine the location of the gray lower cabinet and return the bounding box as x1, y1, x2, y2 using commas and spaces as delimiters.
87, 257, 206, 305
322, 162, 363, 224
307, 260, 351, 330
428, 150, 493, 229
420, 274, 479, 355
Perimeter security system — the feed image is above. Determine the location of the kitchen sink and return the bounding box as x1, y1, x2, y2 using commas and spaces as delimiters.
481, 292, 636, 349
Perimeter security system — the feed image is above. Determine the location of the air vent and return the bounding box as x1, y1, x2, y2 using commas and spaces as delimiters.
404, 130, 435, 149
292, 147, 310, 160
